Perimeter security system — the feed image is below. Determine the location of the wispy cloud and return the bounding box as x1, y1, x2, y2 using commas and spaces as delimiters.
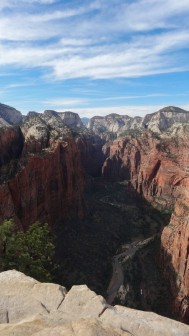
0, 0, 56, 8
44, 98, 87, 107
0, 0, 189, 81
41, 93, 189, 112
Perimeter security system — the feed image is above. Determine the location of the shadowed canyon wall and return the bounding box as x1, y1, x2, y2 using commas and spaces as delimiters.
0, 135, 85, 228
0, 110, 104, 228
102, 131, 189, 322
0, 104, 189, 323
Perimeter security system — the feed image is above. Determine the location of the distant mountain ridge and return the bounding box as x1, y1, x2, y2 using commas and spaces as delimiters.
1, 103, 189, 139
0, 103, 22, 126
86, 106, 189, 140
0, 102, 189, 323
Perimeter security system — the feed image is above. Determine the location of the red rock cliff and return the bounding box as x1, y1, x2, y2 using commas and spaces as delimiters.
0, 126, 24, 167
160, 180, 189, 323
0, 131, 85, 228
102, 131, 189, 322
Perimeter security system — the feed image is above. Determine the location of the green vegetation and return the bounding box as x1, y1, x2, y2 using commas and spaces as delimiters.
119, 129, 142, 138
151, 131, 161, 140
0, 220, 56, 282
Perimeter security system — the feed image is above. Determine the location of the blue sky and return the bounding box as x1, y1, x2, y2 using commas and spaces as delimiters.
0, 0, 189, 117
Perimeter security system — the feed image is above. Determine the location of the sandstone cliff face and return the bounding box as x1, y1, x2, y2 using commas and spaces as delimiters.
87, 113, 143, 140
0, 138, 85, 228
87, 106, 189, 140
102, 130, 189, 322
0, 103, 22, 126
143, 106, 189, 133
0, 270, 188, 336
0, 126, 24, 169
102, 131, 189, 206
75, 135, 104, 177
160, 183, 189, 323
0, 110, 104, 227
1, 104, 189, 324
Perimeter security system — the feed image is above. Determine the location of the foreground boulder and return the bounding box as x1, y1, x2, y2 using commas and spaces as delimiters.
0, 270, 188, 336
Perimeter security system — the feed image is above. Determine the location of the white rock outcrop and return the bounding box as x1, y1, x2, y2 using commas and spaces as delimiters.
0, 270, 188, 336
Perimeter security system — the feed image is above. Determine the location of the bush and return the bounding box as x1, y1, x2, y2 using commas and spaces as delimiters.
0, 220, 56, 282
119, 129, 142, 138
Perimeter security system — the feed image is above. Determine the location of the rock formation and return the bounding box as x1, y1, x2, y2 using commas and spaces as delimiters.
87, 113, 143, 140
143, 106, 189, 133
0, 103, 22, 126
102, 126, 189, 322
0, 270, 188, 336
0, 126, 24, 169
87, 106, 189, 140
0, 103, 189, 324
160, 186, 189, 323
0, 107, 103, 227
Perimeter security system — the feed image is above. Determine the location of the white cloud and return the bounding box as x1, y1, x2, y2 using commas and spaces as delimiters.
0, 28, 188, 80
0, 0, 55, 7
43, 98, 87, 107
0, 0, 189, 81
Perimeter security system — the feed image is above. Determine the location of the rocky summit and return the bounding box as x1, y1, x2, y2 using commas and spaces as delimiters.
87, 106, 189, 140
0, 270, 188, 336
0, 103, 22, 126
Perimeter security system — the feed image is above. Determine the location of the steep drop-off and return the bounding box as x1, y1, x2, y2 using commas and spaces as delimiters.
0, 110, 103, 227
0, 104, 189, 324
1, 270, 188, 336
102, 129, 189, 322
0, 138, 85, 227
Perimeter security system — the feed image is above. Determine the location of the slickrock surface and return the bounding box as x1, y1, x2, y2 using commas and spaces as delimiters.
0, 270, 188, 336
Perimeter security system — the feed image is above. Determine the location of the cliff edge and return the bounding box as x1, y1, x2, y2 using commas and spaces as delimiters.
0, 270, 188, 336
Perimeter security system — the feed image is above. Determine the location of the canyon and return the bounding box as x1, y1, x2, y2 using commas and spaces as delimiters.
0, 103, 189, 327
102, 124, 189, 323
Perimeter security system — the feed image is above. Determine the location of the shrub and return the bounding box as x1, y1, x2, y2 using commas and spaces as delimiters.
0, 220, 56, 282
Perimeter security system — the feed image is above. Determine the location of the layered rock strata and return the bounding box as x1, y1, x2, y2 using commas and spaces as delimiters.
0, 110, 103, 227
102, 130, 189, 322
160, 184, 189, 323
0, 138, 85, 227
87, 106, 189, 140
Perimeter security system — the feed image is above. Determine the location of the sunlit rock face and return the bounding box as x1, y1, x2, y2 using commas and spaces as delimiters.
0, 103, 22, 126
142, 106, 189, 133
0, 103, 189, 324
87, 113, 143, 141
0, 109, 104, 227
102, 127, 189, 322
0, 270, 188, 336
87, 106, 189, 141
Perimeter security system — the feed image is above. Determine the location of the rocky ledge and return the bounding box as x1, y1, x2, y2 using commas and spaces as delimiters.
0, 270, 188, 336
